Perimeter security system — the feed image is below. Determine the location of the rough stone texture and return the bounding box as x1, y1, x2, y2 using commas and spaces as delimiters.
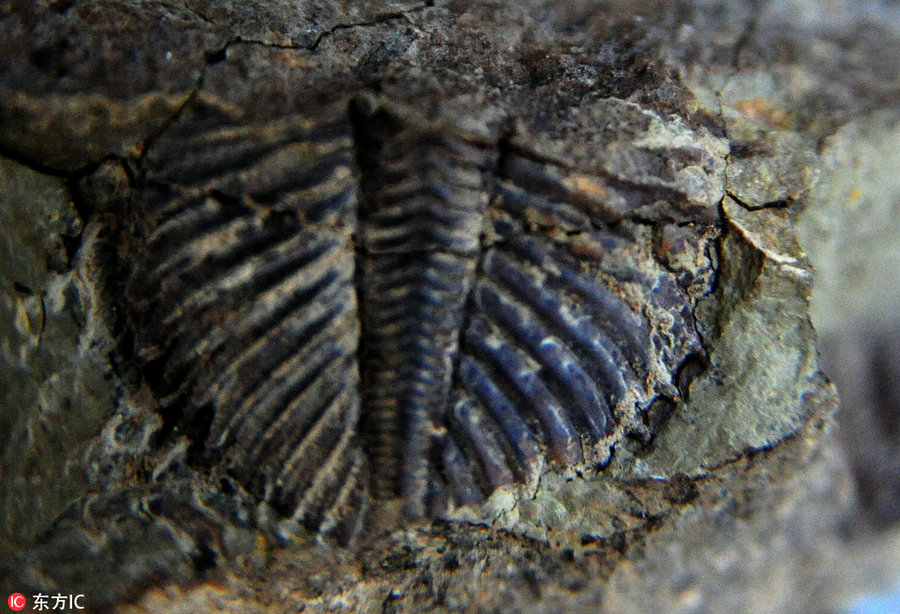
0, 0, 897, 612
0, 158, 117, 547
0, 2, 221, 169
610, 196, 818, 478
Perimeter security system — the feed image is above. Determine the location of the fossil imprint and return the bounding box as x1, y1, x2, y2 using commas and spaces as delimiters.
114, 41, 727, 545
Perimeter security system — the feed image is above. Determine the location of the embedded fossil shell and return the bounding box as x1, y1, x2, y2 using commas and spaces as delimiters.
117, 47, 725, 545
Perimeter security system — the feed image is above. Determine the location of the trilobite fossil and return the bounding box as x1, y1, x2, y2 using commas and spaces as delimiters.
95, 15, 727, 547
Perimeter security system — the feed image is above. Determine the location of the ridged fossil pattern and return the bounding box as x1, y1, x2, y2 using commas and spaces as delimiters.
123, 94, 707, 543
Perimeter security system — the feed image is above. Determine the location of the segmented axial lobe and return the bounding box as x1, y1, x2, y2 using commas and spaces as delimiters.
351, 101, 499, 518
125, 99, 702, 536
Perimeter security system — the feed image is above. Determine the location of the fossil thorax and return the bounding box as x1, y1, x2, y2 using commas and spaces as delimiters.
105, 11, 726, 544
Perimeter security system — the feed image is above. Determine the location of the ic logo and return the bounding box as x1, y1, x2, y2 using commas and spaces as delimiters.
7, 593, 26, 611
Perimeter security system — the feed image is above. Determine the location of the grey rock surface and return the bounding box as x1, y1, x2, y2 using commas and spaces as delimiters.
799, 112, 900, 529
0, 158, 116, 548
